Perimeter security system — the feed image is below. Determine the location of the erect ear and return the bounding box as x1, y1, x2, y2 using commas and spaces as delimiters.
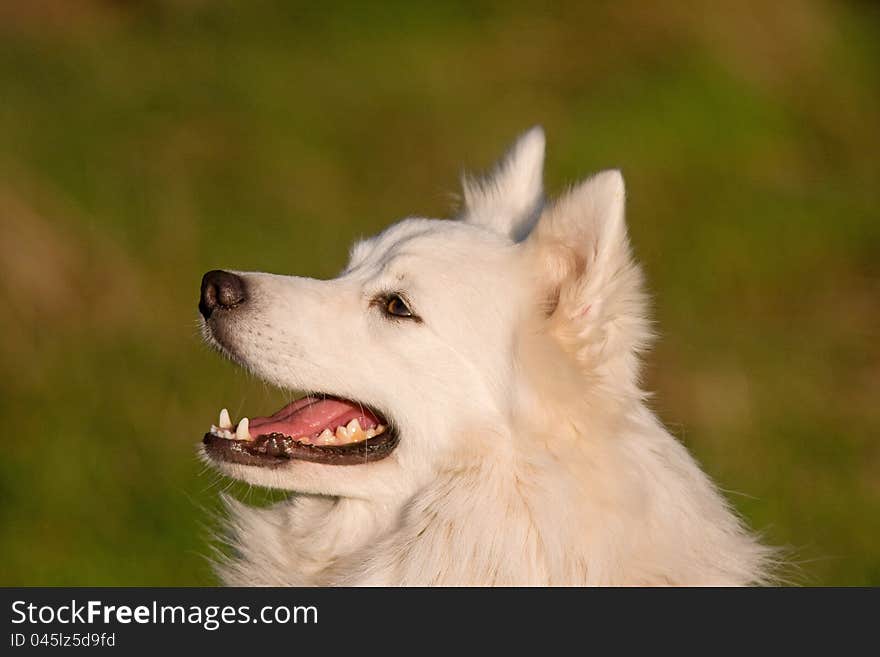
524, 170, 651, 380
461, 126, 545, 241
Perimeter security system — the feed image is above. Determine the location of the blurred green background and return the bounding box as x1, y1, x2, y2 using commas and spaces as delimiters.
0, 0, 877, 585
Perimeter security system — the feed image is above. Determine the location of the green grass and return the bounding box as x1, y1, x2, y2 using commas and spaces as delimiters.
0, 0, 877, 585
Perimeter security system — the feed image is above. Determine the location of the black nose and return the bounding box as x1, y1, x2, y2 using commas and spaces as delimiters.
199, 270, 247, 319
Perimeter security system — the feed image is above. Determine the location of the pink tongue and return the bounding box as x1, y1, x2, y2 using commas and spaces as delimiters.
248, 396, 381, 439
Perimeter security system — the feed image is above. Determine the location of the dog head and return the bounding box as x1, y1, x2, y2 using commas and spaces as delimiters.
199, 127, 649, 499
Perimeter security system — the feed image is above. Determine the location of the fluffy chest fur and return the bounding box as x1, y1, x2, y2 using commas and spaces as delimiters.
217, 407, 771, 586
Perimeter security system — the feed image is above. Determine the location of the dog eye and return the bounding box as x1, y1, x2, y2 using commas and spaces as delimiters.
385, 294, 414, 318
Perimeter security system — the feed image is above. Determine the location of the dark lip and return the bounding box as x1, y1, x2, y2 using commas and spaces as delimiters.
203, 427, 400, 467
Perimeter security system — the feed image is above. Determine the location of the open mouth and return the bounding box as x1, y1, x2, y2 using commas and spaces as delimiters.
202, 395, 399, 467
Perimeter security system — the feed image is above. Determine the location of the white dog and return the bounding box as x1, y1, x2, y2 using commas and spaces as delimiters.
198, 128, 774, 585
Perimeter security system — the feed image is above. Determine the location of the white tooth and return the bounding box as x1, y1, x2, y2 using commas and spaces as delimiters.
211, 425, 237, 440
219, 408, 232, 429
346, 419, 361, 433
373, 425, 386, 436
365, 428, 376, 439
297, 435, 312, 444
318, 428, 334, 441
320, 433, 337, 444
236, 417, 251, 441
335, 426, 350, 441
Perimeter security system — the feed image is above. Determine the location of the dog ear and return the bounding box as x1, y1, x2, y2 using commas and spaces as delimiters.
524, 170, 651, 381
461, 126, 545, 241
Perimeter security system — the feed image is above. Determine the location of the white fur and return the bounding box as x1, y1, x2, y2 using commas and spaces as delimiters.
201, 127, 774, 586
